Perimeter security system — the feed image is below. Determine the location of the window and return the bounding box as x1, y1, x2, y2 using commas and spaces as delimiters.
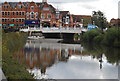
18, 5, 22, 8
31, 12, 34, 19
12, 12, 14, 15
4, 6, 8, 8
16, 12, 18, 15
66, 16, 69, 23
48, 13, 51, 18
2, 12, 4, 15
19, 19, 21, 22
2, 19, 4, 22
22, 19, 24, 22
7, 19, 9, 22
41, 13, 45, 19
26, 12, 29, 19
5, 12, 7, 15
31, 6, 34, 11
43, 8, 49, 11
12, 19, 14, 22
35, 12, 38, 19
22, 12, 24, 15
56, 14, 59, 19
19, 12, 21, 15
16, 19, 18, 22
8, 12, 10, 15
5, 19, 7, 22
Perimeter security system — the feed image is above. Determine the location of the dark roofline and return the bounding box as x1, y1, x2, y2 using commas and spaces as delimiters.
72, 15, 91, 18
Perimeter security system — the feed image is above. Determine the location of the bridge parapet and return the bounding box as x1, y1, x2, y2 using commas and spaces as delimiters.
20, 27, 88, 33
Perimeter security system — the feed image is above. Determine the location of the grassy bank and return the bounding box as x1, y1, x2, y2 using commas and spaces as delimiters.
2, 31, 33, 80
81, 27, 120, 48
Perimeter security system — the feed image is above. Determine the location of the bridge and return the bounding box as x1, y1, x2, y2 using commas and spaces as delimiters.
20, 27, 88, 40
20, 27, 88, 33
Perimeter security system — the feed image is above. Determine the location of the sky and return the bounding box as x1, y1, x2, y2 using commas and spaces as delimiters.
0, 0, 119, 22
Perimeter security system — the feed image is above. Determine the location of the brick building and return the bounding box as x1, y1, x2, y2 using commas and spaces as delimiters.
71, 15, 92, 27
2, 2, 26, 28
25, 1, 40, 28
110, 18, 120, 27
39, 2, 61, 27
1, 0, 92, 28
60, 11, 73, 27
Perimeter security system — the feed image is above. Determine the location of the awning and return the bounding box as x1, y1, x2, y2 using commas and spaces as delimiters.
9, 24, 14, 26
25, 20, 40, 25
19, 24, 25, 26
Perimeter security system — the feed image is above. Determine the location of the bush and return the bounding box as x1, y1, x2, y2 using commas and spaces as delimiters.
82, 27, 120, 47
102, 27, 120, 47
114, 39, 120, 47
93, 34, 104, 43
2, 32, 33, 79
82, 29, 101, 42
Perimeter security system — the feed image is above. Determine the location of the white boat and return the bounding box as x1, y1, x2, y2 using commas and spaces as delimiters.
28, 36, 44, 39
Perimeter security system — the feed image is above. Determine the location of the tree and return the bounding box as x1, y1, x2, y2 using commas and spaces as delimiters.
92, 11, 108, 31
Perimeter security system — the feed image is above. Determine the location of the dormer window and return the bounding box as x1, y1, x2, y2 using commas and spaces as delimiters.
18, 5, 22, 8
31, 6, 34, 11
4, 5, 8, 8
43, 8, 49, 11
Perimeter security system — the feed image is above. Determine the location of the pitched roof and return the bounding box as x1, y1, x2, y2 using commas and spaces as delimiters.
72, 15, 91, 18
60, 11, 69, 14
8, 2, 18, 8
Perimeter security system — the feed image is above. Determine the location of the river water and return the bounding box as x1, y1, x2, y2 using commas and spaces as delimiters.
14, 39, 119, 79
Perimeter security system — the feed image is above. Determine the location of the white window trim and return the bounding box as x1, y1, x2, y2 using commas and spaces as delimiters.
47, 13, 51, 19
31, 6, 34, 11
26, 12, 29, 19
30, 12, 34, 19
41, 13, 45, 19
35, 12, 38, 19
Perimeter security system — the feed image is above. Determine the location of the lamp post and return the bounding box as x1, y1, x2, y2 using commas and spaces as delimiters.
92, 21, 95, 25
81, 19, 83, 28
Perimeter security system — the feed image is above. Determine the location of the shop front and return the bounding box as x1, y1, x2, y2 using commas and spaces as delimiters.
25, 20, 40, 28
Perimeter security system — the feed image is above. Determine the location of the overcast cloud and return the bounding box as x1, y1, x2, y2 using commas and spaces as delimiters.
0, 0, 119, 21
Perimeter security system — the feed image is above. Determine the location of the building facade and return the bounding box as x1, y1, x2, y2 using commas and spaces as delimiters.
25, 1, 40, 28
2, 2, 26, 28
110, 18, 120, 27
1, 0, 92, 28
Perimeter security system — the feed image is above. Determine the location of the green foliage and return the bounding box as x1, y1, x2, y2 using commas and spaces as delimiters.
92, 11, 109, 30
102, 27, 120, 47
83, 17, 92, 26
82, 29, 100, 42
93, 34, 104, 43
82, 27, 120, 47
2, 32, 33, 79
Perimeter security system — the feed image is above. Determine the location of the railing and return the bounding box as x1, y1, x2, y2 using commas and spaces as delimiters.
20, 27, 88, 33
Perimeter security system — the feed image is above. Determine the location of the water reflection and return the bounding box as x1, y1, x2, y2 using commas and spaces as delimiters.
14, 39, 119, 79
